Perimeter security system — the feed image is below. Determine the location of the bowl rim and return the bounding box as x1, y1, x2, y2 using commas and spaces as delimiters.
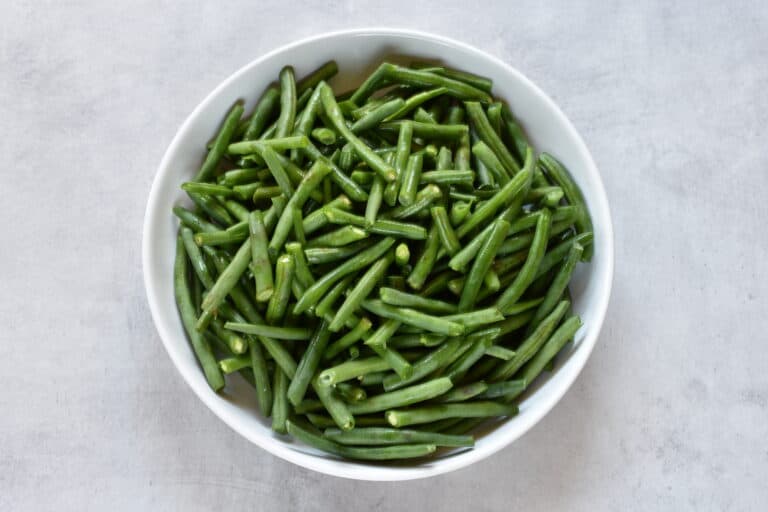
142, 27, 614, 481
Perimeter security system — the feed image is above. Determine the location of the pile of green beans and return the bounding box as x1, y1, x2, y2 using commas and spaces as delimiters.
172, 59, 593, 461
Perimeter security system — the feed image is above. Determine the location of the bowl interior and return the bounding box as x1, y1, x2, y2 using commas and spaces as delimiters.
143, 29, 613, 481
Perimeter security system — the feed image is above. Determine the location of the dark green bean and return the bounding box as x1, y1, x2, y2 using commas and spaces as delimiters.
491, 300, 570, 381
287, 319, 332, 406
362, 299, 465, 337
430, 205, 461, 256
293, 237, 395, 314
324, 427, 473, 447
497, 208, 552, 313
406, 225, 440, 290
248, 211, 274, 302
272, 368, 289, 434
297, 60, 338, 94
539, 153, 594, 260
386, 401, 517, 427
330, 253, 393, 332
195, 103, 244, 181
398, 152, 423, 206
459, 219, 510, 312
174, 235, 224, 390
286, 420, 436, 460
318, 83, 396, 182
266, 253, 294, 324
520, 315, 582, 387
465, 101, 520, 176
379, 287, 456, 314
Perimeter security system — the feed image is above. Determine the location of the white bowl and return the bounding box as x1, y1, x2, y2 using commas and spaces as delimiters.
142, 28, 614, 481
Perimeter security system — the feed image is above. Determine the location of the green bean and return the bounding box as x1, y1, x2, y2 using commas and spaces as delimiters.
406, 226, 440, 290
413, 107, 437, 124
485, 345, 516, 361
297, 60, 338, 94
443, 310, 503, 331
335, 379, 366, 400
365, 176, 384, 226
500, 104, 529, 164
318, 83, 396, 182
304, 241, 372, 265
311, 126, 337, 145
294, 399, 324, 414
480, 379, 527, 400
398, 152, 423, 206
299, 143, 369, 202
231, 182, 259, 201
244, 87, 280, 141
294, 237, 395, 314
274, 66, 296, 138
266, 253, 294, 324
286, 420, 436, 460
288, 207, 306, 246
186, 193, 235, 226
312, 376, 355, 431
472, 140, 509, 186
420, 170, 474, 186
491, 300, 570, 381
269, 159, 332, 256
252, 185, 283, 201
379, 287, 456, 314
385, 121, 413, 206
248, 338, 272, 416
430, 205, 461, 256
539, 153, 594, 260
220, 168, 269, 187
174, 236, 224, 390
395, 243, 410, 267
228, 135, 310, 155
181, 182, 235, 198
418, 65, 492, 93
248, 211, 274, 302
386, 401, 516, 427
350, 170, 375, 185
443, 336, 493, 381
496, 208, 552, 313
302, 195, 352, 235
520, 316, 582, 387
383, 338, 462, 391
379, 64, 492, 102
209, 318, 247, 354
258, 145, 294, 197
527, 243, 583, 333
217, 355, 250, 374
380, 121, 468, 142
323, 208, 427, 240
365, 322, 412, 380
180, 227, 215, 288
386, 87, 448, 120
195, 103, 244, 182
348, 377, 453, 415
319, 355, 390, 385
198, 238, 252, 329
224, 322, 312, 340
173, 206, 219, 233
456, 147, 533, 240
381, 184, 442, 220
359, 371, 387, 386
362, 300, 465, 337
459, 219, 510, 312
287, 319, 331, 406
465, 101, 520, 176
437, 381, 489, 403
272, 369, 289, 434
536, 231, 593, 280
418, 269, 454, 298
350, 98, 405, 133
330, 253, 393, 332
324, 427, 473, 448
323, 317, 373, 361
308, 226, 369, 248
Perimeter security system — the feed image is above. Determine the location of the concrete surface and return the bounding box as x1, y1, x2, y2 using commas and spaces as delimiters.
1, 1, 767, 510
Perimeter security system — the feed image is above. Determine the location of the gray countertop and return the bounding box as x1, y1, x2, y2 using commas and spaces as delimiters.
2, 1, 767, 510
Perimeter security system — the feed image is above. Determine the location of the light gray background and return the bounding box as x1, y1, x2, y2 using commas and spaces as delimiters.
2, 1, 766, 510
